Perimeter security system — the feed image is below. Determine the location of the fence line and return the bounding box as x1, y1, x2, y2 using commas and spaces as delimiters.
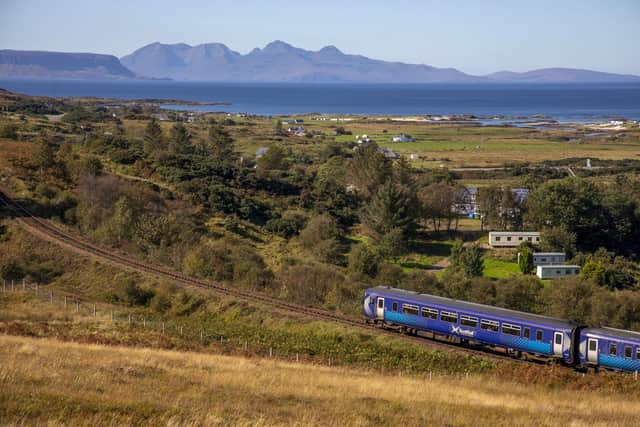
0, 280, 328, 368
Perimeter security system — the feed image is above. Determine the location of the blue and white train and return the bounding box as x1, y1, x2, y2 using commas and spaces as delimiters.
363, 286, 640, 372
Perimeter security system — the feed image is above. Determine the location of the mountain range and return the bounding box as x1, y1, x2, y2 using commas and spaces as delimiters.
1, 41, 639, 83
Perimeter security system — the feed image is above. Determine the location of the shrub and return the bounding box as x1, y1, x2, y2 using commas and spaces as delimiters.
348, 244, 381, 278
378, 228, 408, 258
265, 211, 307, 239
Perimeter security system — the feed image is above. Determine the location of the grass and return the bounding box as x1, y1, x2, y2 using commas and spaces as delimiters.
483, 257, 521, 279
2, 334, 640, 426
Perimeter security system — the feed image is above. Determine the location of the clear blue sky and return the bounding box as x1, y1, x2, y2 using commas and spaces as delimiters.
1, 0, 639, 75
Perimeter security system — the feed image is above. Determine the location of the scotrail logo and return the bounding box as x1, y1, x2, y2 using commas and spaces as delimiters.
451, 325, 475, 337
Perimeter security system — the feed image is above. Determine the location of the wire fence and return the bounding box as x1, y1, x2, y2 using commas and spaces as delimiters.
0, 279, 328, 367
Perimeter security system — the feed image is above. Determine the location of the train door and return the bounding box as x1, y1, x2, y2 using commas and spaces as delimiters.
553, 332, 563, 356
376, 297, 385, 320
587, 338, 599, 364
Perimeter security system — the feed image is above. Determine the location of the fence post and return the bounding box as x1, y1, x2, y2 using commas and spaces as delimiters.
35, 283, 38, 296
93, 303, 96, 318
64, 295, 67, 307
162, 322, 165, 335
2, 279, 5, 292
22, 279, 25, 291
11, 280, 14, 291
200, 329, 203, 343
76, 300, 79, 313
296, 352, 299, 362
143, 317, 146, 329
220, 335, 223, 343
269, 347, 272, 358
49, 289, 53, 304
128, 313, 132, 326
180, 326, 183, 337
244, 340, 248, 351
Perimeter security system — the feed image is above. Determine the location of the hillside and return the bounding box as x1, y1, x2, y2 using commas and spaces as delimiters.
1, 335, 639, 426
120, 40, 480, 82
486, 68, 640, 83
0, 50, 136, 80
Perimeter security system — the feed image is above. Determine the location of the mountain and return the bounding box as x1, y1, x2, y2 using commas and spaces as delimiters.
0, 50, 135, 79
2, 43, 639, 83
120, 40, 480, 82
485, 67, 640, 83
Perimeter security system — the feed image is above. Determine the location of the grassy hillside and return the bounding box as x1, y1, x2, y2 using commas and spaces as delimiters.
2, 335, 640, 426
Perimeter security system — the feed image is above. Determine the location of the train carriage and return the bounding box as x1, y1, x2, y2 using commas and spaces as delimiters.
579, 327, 640, 372
364, 286, 581, 363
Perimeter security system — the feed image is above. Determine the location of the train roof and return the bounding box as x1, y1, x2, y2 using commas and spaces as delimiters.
369, 286, 578, 329
583, 327, 640, 342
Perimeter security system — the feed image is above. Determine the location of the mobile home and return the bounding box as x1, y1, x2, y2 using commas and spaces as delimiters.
536, 265, 581, 279
533, 252, 566, 266
489, 231, 541, 248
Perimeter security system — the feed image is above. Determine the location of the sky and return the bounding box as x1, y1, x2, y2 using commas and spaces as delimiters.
1, 0, 639, 75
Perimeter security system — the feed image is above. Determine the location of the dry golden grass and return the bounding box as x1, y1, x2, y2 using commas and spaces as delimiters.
1, 335, 640, 426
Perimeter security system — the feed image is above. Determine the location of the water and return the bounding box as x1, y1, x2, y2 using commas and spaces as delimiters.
1, 79, 640, 122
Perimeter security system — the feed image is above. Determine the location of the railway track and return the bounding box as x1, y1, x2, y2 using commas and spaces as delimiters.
0, 188, 513, 362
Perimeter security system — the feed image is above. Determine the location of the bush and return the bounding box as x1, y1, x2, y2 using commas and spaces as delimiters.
265, 211, 307, 239
0, 122, 19, 139
378, 228, 408, 258
348, 244, 382, 279
122, 281, 155, 307
299, 214, 343, 263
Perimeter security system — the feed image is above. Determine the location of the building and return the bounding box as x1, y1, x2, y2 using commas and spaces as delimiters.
489, 231, 541, 247
536, 265, 581, 279
455, 186, 478, 217
392, 134, 413, 143
255, 147, 269, 159
377, 146, 399, 160
282, 119, 304, 125
533, 252, 566, 266
287, 126, 306, 136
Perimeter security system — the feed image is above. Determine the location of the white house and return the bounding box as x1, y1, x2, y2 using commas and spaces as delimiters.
536, 265, 581, 279
533, 252, 566, 266
489, 231, 541, 247
392, 134, 413, 143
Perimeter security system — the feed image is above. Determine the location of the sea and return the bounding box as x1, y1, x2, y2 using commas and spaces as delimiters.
1, 79, 640, 123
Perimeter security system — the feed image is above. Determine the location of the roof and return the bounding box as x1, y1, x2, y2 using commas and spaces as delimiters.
369, 286, 578, 329
533, 252, 565, 256
537, 264, 580, 269
489, 231, 540, 236
584, 327, 640, 342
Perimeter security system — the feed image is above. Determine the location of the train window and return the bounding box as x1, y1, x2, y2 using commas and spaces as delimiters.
480, 319, 499, 332
402, 304, 419, 316
588, 339, 597, 352
460, 315, 478, 327
377, 299, 384, 309
523, 328, 531, 339
392, 302, 398, 312
637, 348, 640, 360
555, 333, 562, 345
502, 323, 521, 336
440, 311, 458, 323
625, 347, 632, 359
609, 343, 617, 356
421, 307, 438, 319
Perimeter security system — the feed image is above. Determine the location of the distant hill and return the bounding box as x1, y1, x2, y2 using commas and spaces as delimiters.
120, 40, 480, 83
2, 44, 639, 83
485, 68, 640, 83
0, 50, 135, 79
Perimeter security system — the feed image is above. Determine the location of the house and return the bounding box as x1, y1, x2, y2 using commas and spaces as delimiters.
456, 186, 478, 217
511, 188, 529, 204
536, 265, 581, 279
489, 231, 541, 247
392, 134, 413, 143
533, 252, 566, 266
377, 146, 399, 160
355, 134, 373, 144
282, 119, 304, 125
287, 126, 306, 136
255, 147, 269, 159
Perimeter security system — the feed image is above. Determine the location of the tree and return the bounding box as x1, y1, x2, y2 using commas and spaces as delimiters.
299, 214, 343, 263
349, 143, 392, 199
205, 123, 235, 161
273, 120, 284, 136
379, 227, 408, 258
450, 239, 464, 267
143, 118, 165, 157
524, 178, 605, 251
361, 180, 419, 238
34, 132, 56, 171
257, 145, 287, 171
168, 122, 192, 154
348, 244, 381, 278
518, 246, 534, 274
540, 226, 577, 258
418, 182, 459, 232
460, 244, 484, 278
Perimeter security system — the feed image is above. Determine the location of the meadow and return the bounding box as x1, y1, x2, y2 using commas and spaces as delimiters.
2, 334, 640, 426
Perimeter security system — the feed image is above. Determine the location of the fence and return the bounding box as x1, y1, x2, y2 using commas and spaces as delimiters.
0, 279, 325, 367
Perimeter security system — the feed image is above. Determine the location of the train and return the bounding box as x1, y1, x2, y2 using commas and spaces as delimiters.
363, 286, 640, 372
